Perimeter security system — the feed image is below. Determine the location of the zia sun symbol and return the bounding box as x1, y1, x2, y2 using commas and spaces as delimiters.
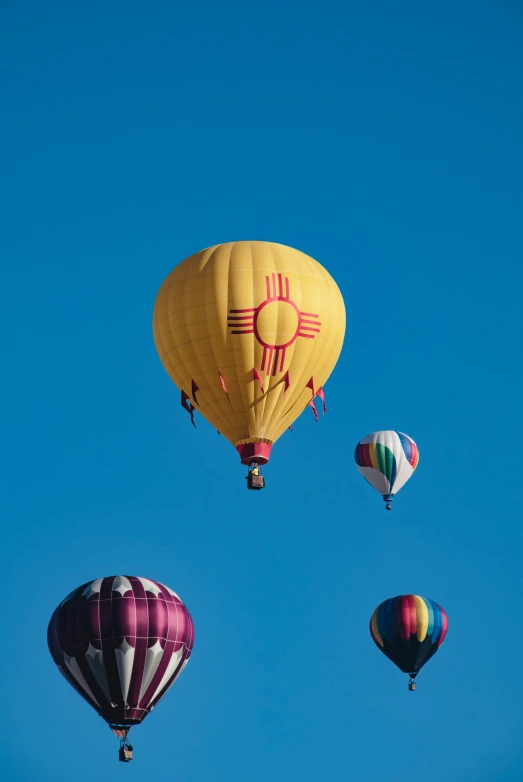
228, 274, 321, 375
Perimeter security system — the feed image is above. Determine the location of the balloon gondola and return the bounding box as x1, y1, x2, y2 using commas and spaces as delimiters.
153, 241, 346, 488
355, 431, 419, 509
246, 463, 265, 490
48, 576, 194, 761
370, 594, 448, 689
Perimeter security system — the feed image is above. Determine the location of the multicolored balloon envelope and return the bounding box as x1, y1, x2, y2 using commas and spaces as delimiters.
48, 576, 194, 759
153, 241, 346, 480
370, 595, 448, 690
354, 430, 419, 509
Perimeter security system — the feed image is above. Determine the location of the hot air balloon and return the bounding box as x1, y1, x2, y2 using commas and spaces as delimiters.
153, 241, 346, 489
48, 575, 194, 762
370, 595, 448, 690
354, 430, 419, 509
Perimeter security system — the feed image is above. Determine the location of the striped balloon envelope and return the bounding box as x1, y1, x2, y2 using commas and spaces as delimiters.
370, 595, 448, 690
354, 430, 419, 509
48, 575, 194, 759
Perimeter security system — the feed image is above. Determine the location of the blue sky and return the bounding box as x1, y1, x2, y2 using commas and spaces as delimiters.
2, 2, 523, 780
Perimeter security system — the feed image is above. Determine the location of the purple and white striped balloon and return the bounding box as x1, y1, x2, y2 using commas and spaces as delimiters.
48, 575, 194, 732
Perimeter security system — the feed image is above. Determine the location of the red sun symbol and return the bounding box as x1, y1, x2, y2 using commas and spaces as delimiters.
228, 274, 321, 375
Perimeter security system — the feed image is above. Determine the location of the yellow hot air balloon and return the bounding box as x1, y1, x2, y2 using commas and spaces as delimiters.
153, 241, 345, 486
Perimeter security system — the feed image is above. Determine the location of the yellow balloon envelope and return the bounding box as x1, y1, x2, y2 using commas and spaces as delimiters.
153, 241, 346, 466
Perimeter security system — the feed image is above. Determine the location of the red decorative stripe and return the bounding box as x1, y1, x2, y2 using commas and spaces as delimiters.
408, 595, 417, 635
397, 595, 417, 641
253, 367, 264, 393
266, 348, 274, 374
438, 608, 449, 647
271, 349, 278, 375
358, 443, 371, 468
316, 386, 326, 414
282, 370, 290, 398
397, 596, 409, 641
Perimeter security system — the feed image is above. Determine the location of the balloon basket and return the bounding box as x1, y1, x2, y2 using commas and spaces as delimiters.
247, 474, 265, 490
119, 747, 133, 762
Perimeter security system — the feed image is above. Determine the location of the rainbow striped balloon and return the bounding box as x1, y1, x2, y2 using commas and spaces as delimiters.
370, 595, 448, 688
354, 430, 419, 509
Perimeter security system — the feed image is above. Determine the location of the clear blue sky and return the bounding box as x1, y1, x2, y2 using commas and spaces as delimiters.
2, 2, 522, 780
